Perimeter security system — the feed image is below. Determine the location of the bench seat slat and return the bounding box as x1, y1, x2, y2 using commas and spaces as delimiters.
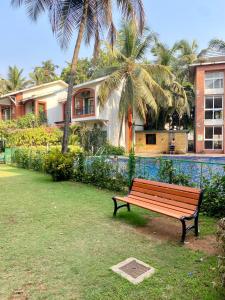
133, 178, 201, 195
115, 196, 192, 219
133, 182, 200, 202
129, 192, 196, 213
128, 195, 194, 215
132, 185, 198, 206
133, 180, 200, 200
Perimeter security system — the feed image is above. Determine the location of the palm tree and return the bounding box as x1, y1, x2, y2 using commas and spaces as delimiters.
175, 39, 198, 64
29, 67, 46, 86
11, 0, 145, 153
29, 60, 59, 85
173, 40, 198, 83
151, 41, 176, 67
97, 22, 184, 149
5, 66, 28, 92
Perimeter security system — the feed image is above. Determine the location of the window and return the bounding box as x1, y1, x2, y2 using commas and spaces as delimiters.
205, 72, 224, 89
146, 134, 156, 145
1, 107, 11, 121
205, 96, 223, 120
204, 126, 223, 150
74, 90, 95, 116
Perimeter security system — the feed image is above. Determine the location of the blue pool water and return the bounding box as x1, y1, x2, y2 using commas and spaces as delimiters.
163, 155, 225, 164
113, 155, 225, 187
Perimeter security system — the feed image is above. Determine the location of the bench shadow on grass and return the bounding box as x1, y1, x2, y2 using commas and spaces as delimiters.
115, 211, 148, 227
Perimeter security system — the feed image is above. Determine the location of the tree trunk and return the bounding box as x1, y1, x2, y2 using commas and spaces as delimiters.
131, 104, 135, 152
61, 1, 88, 154
131, 118, 135, 151
118, 114, 124, 147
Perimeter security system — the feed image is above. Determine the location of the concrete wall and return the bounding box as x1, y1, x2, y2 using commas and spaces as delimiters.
135, 131, 188, 154
97, 85, 127, 148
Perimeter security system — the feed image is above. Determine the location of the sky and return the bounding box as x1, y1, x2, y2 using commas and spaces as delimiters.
0, 0, 225, 78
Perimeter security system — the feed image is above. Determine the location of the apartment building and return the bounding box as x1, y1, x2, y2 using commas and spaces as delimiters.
191, 53, 225, 153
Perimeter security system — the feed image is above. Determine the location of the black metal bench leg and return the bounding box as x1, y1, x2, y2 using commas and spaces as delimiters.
112, 198, 131, 216
180, 218, 186, 243
112, 198, 118, 216
194, 215, 199, 237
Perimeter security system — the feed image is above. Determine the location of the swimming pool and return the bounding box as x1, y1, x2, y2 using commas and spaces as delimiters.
163, 155, 225, 164
113, 155, 225, 187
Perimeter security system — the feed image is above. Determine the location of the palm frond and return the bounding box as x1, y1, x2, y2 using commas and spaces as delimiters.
134, 32, 155, 60
93, 66, 121, 79
116, 0, 145, 33
98, 70, 124, 107
142, 64, 174, 85
11, 0, 51, 21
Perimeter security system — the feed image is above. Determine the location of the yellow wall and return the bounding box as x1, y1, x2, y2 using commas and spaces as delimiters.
135, 131, 188, 154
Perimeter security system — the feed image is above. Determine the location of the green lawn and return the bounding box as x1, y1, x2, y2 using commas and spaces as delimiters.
0, 165, 224, 300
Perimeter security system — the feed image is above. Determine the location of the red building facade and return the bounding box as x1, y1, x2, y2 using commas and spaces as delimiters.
192, 58, 225, 154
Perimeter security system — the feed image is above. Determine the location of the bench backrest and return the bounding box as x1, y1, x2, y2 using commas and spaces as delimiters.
130, 178, 202, 214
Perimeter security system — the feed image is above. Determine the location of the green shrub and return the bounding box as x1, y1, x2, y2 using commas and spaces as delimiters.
217, 218, 225, 287
103, 143, 125, 156
158, 158, 192, 186
202, 174, 225, 218
7, 126, 62, 148
16, 113, 43, 128
71, 123, 107, 154
74, 152, 85, 181
12, 148, 30, 169
29, 150, 47, 172
74, 156, 127, 192
11, 148, 47, 171
44, 150, 75, 181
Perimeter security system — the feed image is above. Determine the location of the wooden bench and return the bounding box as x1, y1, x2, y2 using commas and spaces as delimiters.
112, 178, 203, 242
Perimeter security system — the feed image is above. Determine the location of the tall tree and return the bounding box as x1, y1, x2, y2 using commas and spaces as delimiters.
149, 39, 195, 130
97, 22, 184, 148
151, 41, 177, 67
11, 0, 145, 153
173, 39, 198, 83
61, 47, 118, 85
61, 59, 92, 85
5, 66, 28, 92
209, 39, 225, 51
29, 60, 59, 85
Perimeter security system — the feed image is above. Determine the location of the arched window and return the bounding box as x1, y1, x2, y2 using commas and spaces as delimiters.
73, 89, 95, 117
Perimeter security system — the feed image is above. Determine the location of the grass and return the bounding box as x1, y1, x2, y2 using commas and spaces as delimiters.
0, 165, 224, 300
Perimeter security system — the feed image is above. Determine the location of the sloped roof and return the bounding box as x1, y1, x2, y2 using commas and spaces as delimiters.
73, 76, 108, 91
0, 80, 68, 99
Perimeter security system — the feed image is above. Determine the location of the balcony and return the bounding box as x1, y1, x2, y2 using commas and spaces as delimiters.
75, 104, 95, 117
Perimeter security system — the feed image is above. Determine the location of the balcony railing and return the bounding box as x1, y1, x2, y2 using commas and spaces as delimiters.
75, 105, 95, 116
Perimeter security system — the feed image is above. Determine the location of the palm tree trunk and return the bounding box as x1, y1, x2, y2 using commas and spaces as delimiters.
131, 103, 135, 152
118, 114, 124, 147
61, 0, 88, 154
